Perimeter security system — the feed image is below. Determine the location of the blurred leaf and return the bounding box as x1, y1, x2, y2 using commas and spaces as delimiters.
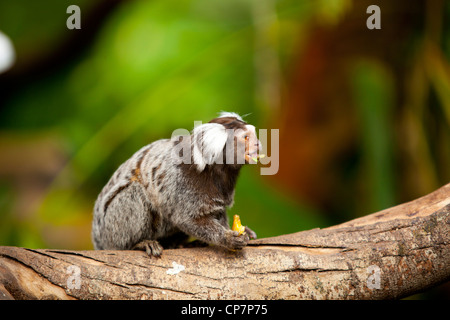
425, 42, 450, 126
315, 0, 353, 26
351, 60, 396, 213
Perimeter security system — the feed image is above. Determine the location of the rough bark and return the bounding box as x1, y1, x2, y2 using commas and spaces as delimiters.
1, 183, 449, 300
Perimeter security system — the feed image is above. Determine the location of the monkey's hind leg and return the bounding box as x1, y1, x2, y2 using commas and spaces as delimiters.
95, 181, 161, 255
133, 239, 163, 257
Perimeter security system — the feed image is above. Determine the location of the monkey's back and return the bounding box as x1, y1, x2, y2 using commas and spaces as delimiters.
91, 139, 180, 250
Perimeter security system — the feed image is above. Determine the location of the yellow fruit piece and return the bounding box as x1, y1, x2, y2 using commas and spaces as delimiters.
232, 215, 246, 235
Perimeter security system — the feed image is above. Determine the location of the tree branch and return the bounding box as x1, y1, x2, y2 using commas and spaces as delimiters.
1, 183, 449, 300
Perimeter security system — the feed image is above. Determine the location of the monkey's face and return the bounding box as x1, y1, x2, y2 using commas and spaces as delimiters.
234, 125, 261, 164
192, 113, 262, 171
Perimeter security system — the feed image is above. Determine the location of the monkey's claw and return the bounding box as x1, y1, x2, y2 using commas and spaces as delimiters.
133, 240, 163, 258
245, 226, 257, 240
225, 230, 250, 250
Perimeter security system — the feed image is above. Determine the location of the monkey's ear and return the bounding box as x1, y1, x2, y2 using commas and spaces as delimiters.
192, 123, 228, 171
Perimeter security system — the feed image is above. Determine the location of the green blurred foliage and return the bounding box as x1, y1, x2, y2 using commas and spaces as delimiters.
0, 0, 331, 250
351, 60, 396, 213
0, 1, 449, 293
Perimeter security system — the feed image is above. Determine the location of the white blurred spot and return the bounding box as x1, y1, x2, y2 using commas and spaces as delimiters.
0, 31, 15, 73
166, 261, 185, 275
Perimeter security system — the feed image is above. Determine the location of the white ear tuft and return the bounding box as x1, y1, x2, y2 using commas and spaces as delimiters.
218, 111, 243, 121
192, 123, 228, 171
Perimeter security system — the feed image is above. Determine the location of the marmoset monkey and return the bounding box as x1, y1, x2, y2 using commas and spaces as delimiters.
92, 112, 260, 257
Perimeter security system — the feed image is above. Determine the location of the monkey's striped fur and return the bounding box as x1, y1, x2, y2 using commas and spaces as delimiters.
92, 112, 259, 256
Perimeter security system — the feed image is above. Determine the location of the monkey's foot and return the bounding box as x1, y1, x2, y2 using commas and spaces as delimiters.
133, 240, 163, 257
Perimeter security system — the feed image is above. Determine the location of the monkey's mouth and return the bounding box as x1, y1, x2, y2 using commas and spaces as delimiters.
245, 153, 264, 164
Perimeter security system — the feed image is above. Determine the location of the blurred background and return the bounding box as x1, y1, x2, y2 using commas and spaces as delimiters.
0, 0, 449, 298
